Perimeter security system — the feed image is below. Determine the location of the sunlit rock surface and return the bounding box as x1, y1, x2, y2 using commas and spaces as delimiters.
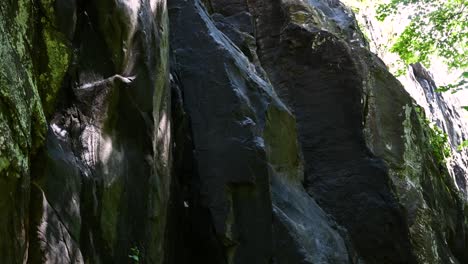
169, 0, 356, 263
402, 63, 468, 195
0, 1, 47, 262
0, 0, 467, 263
1, 0, 170, 263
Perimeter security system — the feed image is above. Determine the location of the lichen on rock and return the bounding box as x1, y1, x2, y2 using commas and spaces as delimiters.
0, 0, 47, 262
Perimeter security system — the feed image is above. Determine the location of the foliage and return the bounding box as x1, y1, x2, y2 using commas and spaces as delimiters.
376, 0, 467, 68
435, 71, 468, 93
376, 0, 466, 154
428, 123, 452, 162
415, 107, 451, 162
128, 246, 140, 263
376, 0, 468, 91
458, 140, 468, 151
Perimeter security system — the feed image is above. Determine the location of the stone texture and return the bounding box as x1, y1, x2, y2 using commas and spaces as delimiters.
0, 1, 47, 262
1, 0, 467, 263
364, 62, 468, 263
405, 63, 468, 195
247, 0, 467, 263
246, 0, 415, 263
169, 0, 357, 263
1, 0, 171, 262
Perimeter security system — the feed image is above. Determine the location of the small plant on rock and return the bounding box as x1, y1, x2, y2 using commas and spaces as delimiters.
128, 246, 140, 263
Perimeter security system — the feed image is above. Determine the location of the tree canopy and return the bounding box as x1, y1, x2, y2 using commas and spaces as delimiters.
376, 0, 468, 148
376, 0, 467, 91
376, 0, 467, 68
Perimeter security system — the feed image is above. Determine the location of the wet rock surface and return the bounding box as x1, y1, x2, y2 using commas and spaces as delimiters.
0, 0, 467, 263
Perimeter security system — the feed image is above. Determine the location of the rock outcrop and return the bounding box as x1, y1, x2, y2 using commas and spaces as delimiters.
169, 0, 356, 263
0, 2, 47, 262
404, 63, 468, 196
1, 0, 171, 263
0, 0, 467, 263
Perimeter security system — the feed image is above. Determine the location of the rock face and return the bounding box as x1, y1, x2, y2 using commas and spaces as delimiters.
363, 63, 467, 264
404, 63, 468, 195
169, 0, 357, 263
0, 0, 467, 264
245, 1, 416, 262
0, 2, 47, 262
1, 0, 170, 263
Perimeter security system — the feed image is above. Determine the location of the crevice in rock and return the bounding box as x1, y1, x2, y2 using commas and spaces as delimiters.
166, 70, 227, 264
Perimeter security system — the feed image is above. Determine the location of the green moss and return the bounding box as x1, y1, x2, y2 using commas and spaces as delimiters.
0, 0, 47, 261
400, 104, 423, 182
37, 0, 71, 115
147, 5, 171, 263
94, 1, 128, 69
40, 27, 70, 113
401, 105, 451, 179
0, 0, 47, 178
31, 98, 47, 155
288, 3, 326, 28
263, 104, 302, 181
413, 106, 451, 164
40, 0, 55, 18
0, 157, 10, 173
409, 208, 439, 264
397, 104, 464, 263
101, 176, 124, 255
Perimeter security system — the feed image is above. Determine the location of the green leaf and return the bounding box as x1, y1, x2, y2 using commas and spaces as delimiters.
458, 140, 468, 151
377, 0, 468, 71
129, 255, 139, 261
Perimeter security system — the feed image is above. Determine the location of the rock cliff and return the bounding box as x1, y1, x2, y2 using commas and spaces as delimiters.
0, 0, 466, 263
